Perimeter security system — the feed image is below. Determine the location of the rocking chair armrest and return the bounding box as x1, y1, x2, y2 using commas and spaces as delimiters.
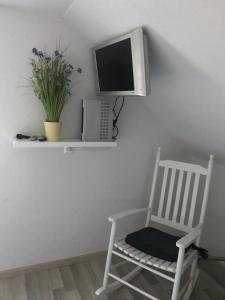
176, 224, 203, 249
108, 207, 151, 222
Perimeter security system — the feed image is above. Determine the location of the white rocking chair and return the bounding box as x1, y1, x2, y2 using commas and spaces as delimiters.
96, 148, 214, 300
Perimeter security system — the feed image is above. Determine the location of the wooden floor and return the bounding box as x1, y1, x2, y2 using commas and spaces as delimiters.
0, 254, 224, 300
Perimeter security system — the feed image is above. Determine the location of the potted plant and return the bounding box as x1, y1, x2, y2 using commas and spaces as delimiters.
30, 47, 81, 141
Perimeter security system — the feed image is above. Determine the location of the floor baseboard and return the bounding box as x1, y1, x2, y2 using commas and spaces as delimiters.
0, 250, 106, 279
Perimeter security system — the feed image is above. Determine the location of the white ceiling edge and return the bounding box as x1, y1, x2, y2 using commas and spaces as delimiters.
0, 0, 74, 16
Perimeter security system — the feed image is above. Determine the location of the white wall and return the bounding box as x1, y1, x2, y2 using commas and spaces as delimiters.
203, 161, 225, 257
190, 155, 225, 257
2, 0, 224, 270
66, 0, 225, 161
0, 8, 185, 271
66, 0, 225, 257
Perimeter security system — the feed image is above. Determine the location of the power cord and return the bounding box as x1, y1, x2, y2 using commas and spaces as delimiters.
112, 96, 125, 139
207, 256, 225, 261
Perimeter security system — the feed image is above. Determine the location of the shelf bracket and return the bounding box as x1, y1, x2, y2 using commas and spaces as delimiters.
64, 147, 73, 154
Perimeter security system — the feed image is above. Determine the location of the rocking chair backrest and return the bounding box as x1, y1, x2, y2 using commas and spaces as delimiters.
146, 148, 213, 233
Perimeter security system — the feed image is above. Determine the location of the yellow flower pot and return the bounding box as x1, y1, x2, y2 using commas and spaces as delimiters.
44, 122, 61, 141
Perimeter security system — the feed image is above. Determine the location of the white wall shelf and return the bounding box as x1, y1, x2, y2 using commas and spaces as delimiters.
12, 139, 117, 154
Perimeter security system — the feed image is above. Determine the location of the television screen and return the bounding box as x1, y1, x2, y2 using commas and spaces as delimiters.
95, 38, 134, 92
93, 27, 150, 96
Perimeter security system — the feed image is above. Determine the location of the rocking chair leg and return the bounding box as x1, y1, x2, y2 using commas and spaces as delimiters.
172, 247, 185, 300
182, 256, 199, 300
190, 256, 198, 290
96, 221, 116, 295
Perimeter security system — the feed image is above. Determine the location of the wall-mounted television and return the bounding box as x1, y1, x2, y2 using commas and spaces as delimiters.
92, 27, 150, 96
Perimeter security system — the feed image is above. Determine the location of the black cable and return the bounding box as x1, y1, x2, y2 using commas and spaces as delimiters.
112, 96, 125, 139
191, 245, 208, 260
113, 96, 119, 114
113, 96, 119, 121
113, 125, 119, 139
115, 96, 125, 123
207, 256, 225, 261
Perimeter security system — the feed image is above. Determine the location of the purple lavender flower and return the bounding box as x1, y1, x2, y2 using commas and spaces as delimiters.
32, 48, 38, 55
29, 46, 80, 123
38, 51, 44, 58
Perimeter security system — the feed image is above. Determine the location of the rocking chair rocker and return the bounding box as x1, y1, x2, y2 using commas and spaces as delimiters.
96, 148, 213, 300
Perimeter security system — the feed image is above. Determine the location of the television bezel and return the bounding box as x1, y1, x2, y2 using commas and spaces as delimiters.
92, 27, 149, 96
